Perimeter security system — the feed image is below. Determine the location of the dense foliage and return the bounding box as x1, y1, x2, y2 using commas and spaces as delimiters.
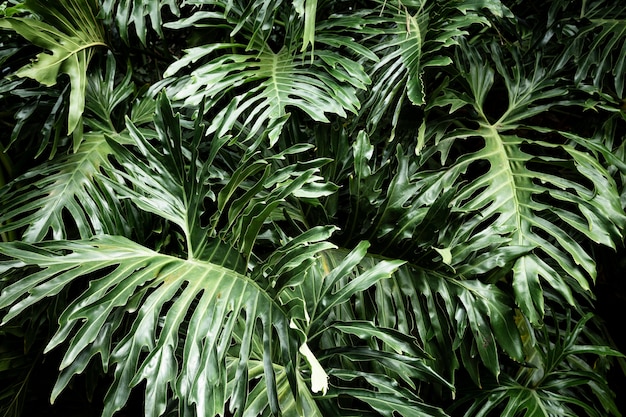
1, 0, 625, 416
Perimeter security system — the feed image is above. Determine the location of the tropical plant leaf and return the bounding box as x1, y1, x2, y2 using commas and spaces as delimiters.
1, 80, 70, 158
336, 130, 460, 265
278, 243, 455, 417
422, 41, 626, 324
1, 1, 626, 416
353, 0, 512, 136
0, 235, 299, 417
0, 51, 162, 244
0, 228, 431, 417
104, 93, 338, 264
556, 1, 626, 98
100, 0, 179, 45
293, 0, 317, 52
371, 261, 524, 386
84, 51, 135, 133
163, 6, 370, 145
455, 311, 625, 417
0, 132, 129, 241
0, 0, 107, 143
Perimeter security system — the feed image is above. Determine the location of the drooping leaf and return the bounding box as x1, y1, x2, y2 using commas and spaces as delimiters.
100, 0, 179, 45
372, 262, 524, 386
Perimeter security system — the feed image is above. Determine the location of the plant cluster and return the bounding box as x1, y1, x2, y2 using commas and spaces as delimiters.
1, 0, 625, 416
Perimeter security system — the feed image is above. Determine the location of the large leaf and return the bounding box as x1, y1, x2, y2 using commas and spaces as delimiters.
0, 232, 443, 417
0, 52, 160, 244
423, 41, 626, 324
0, 132, 126, 241
281, 243, 455, 417
0, 0, 107, 142
0, 235, 299, 417
163, 6, 370, 145
555, 2, 626, 98
352, 0, 513, 136
100, 0, 179, 45
367, 261, 524, 387
104, 93, 337, 263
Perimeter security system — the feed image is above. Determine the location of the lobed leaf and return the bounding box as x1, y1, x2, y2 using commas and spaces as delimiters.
0, 235, 300, 417
0, 0, 107, 140
0, 133, 126, 241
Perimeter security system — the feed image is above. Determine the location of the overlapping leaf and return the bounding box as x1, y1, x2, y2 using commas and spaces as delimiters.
105, 93, 338, 264
363, 260, 524, 387
0, 224, 432, 417
281, 243, 455, 417
556, 1, 626, 98
457, 311, 625, 417
352, 0, 513, 136
84, 51, 135, 133
0, 133, 125, 241
342, 130, 457, 261
1, 1, 625, 416
0, 54, 142, 243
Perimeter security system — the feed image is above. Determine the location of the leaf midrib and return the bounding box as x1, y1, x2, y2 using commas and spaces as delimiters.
481, 123, 529, 246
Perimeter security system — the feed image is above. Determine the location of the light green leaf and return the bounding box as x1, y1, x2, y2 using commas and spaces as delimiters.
298, 342, 327, 395
0, 0, 107, 139
434, 246, 452, 266
294, 0, 317, 52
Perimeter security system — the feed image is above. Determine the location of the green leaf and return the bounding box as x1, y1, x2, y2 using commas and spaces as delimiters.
328, 381, 449, 417
0, 0, 107, 140
0, 235, 300, 417
458, 309, 623, 417
357, 0, 498, 134
84, 51, 135, 133
375, 263, 523, 384
164, 38, 369, 144
331, 320, 430, 359
558, 3, 626, 98
424, 41, 626, 324
100, 0, 179, 45
0, 133, 125, 241
294, 0, 317, 52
